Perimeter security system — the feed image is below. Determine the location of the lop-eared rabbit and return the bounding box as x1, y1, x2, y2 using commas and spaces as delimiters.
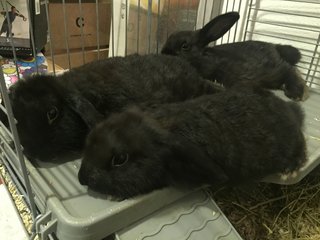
78, 85, 306, 199
161, 12, 308, 101
2, 54, 222, 161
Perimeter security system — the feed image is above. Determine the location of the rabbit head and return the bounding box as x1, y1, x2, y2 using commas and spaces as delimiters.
78, 107, 228, 199
78, 107, 172, 199
8, 75, 103, 161
161, 11, 240, 55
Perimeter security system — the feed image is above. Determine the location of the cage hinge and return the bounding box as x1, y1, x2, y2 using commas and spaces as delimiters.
35, 211, 58, 240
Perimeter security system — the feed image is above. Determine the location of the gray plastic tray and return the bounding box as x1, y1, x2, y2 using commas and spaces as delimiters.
0, 115, 243, 239
1, 143, 244, 240
264, 89, 320, 184
29, 158, 243, 240
27, 158, 195, 240
116, 189, 243, 240
0, 154, 238, 240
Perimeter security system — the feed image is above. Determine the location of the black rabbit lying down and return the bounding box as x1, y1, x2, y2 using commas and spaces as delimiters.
78, 85, 306, 199
161, 12, 308, 101
3, 54, 222, 161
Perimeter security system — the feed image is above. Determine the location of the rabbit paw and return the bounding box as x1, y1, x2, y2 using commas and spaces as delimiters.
280, 170, 298, 181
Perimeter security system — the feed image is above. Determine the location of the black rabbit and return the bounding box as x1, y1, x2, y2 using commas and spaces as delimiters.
161, 12, 308, 101
4, 54, 223, 161
78, 84, 306, 199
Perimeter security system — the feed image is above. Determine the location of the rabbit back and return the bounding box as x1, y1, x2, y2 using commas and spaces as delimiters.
60, 54, 222, 115
151, 86, 306, 181
8, 54, 222, 161
213, 41, 300, 66
184, 41, 307, 100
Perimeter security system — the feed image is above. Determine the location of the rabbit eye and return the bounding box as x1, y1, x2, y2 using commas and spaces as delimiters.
111, 153, 129, 167
181, 42, 190, 51
47, 107, 59, 125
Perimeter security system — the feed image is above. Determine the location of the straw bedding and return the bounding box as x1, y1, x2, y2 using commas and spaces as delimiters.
212, 167, 320, 240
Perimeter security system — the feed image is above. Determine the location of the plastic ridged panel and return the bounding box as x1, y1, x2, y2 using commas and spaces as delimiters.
264, 89, 320, 184
116, 189, 242, 240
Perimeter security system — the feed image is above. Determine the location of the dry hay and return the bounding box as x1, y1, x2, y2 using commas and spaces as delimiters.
211, 169, 320, 240
0, 162, 34, 235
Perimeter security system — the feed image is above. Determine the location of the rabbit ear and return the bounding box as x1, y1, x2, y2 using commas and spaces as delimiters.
66, 94, 103, 129
168, 135, 228, 183
197, 12, 240, 46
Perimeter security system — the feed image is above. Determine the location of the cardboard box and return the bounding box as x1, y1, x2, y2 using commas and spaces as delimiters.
125, 0, 199, 55
48, 1, 111, 51
126, 6, 159, 55
47, 48, 108, 69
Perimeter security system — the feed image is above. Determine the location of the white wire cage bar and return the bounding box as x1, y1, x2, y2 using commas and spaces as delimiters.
0, 0, 319, 239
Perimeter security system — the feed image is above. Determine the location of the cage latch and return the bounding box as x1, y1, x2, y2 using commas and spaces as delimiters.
35, 211, 58, 239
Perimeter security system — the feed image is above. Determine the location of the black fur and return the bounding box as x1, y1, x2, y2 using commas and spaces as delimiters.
275, 44, 301, 65
5, 54, 222, 161
161, 12, 308, 101
78, 85, 306, 199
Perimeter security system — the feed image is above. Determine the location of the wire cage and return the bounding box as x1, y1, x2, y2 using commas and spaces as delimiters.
0, 0, 319, 239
